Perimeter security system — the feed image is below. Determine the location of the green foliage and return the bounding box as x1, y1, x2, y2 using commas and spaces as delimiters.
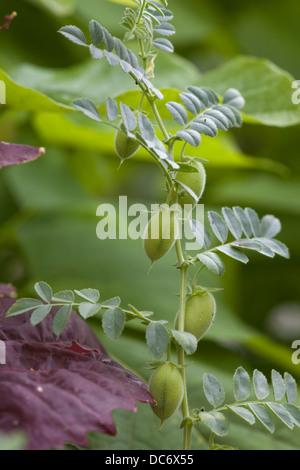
189, 206, 289, 278
194, 368, 300, 445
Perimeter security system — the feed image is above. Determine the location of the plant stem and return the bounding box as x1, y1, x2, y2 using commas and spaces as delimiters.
191, 264, 204, 291
138, 91, 146, 112
144, 78, 192, 448
138, 38, 148, 71
137, 0, 146, 23
180, 141, 187, 161
148, 98, 169, 141
175, 238, 192, 450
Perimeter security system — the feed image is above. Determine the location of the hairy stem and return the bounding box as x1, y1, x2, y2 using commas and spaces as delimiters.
191, 264, 204, 291
145, 88, 192, 449
138, 38, 148, 71
148, 98, 170, 141
175, 239, 192, 450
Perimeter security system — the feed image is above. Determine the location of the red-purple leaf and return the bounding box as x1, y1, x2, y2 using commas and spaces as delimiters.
0, 297, 154, 450
0, 284, 17, 299
0, 142, 45, 169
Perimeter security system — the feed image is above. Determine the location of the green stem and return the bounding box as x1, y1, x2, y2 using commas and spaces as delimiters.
191, 264, 204, 291
138, 38, 148, 71
208, 433, 215, 450
137, 0, 146, 23
148, 98, 169, 141
175, 239, 192, 450
180, 141, 187, 161
140, 64, 192, 448
138, 91, 146, 112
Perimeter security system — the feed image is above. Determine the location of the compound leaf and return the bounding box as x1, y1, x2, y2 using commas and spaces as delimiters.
217, 245, 249, 263
79, 302, 102, 320
233, 367, 251, 402
74, 288, 100, 303
146, 321, 169, 360
34, 281, 53, 303
177, 129, 201, 147
267, 403, 294, 430
208, 211, 228, 244
73, 98, 101, 122
58, 25, 87, 47
248, 404, 275, 433
89, 20, 103, 46
253, 369, 270, 400
52, 304, 72, 336
30, 304, 52, 326
138, 113, 155, 142
197, 252, 225, 277
228, 406, 256, 425
120, 102, 137, 131
153, 38, 174, 53
222, 207, 243, 240
5, 298, 43, 317
260, 215, 282, 239
198, 411, 229, 437
223, 88, 245, 109
203, 373, 225, 408
284, 373, 298, 404
244, 207, 260, 237
171, 330, 197, 356
166, 101, 188, 125
154, 22, 175, 37
271, 370, 286, 402
106, 97, 119, 122
102, 307, 126, 340
179, 92, 202, 115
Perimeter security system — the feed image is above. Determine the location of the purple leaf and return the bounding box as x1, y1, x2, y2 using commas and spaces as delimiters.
0, 284, 17, 299
0, 297, 154, 450
0, 142, 45, 169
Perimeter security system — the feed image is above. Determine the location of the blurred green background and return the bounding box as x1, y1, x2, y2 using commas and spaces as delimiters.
0, 0, 300, 450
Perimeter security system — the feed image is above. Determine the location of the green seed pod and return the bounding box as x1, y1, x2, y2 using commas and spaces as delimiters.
143, 205, 179, 264
184, 291, 216, 341
148, 363, 184, 425
174, 160, 206, 209
114, 128, 140, 160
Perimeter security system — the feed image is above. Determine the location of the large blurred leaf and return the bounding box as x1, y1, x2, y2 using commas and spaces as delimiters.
198, 56, 300, 127
0, 69, 71, 113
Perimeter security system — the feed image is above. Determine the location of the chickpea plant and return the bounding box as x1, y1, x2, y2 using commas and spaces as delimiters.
6, 0, 300, 450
